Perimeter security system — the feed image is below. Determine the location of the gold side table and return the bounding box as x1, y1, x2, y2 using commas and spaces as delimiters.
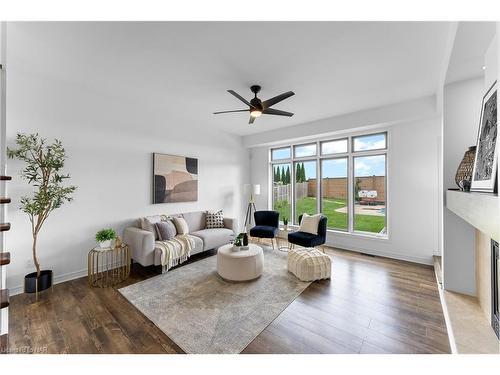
88, 243, 130, 287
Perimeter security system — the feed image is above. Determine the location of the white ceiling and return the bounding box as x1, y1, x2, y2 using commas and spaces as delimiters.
445, 22, 496, 84
9, 22, 453, 136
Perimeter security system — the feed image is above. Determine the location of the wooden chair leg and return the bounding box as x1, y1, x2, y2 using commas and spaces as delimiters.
271, 238, 275, 250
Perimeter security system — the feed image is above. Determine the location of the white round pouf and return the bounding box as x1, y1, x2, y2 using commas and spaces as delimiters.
217, 243, 264, 282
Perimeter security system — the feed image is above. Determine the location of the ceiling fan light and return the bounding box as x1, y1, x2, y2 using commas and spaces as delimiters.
250, 109, 262, 118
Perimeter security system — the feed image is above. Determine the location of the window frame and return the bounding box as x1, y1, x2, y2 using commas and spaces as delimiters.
269, 131, 388, 239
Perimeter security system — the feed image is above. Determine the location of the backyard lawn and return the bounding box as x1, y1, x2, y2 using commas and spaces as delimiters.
273, 196, 385, 234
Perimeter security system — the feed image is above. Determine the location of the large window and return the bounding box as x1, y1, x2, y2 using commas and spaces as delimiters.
270, 132, 387, 237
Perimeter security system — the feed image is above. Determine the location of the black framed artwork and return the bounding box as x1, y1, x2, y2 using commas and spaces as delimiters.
471, 80, 497, 193
153, 153, 198, 203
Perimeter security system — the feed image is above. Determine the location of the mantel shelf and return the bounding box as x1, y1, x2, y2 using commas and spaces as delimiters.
446, 190, 499, 241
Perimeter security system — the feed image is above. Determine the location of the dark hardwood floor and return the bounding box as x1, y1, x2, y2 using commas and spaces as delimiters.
8, 245, 450, 354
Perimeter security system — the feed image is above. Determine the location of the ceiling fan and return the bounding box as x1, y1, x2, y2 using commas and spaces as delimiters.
214, 85, 295, 124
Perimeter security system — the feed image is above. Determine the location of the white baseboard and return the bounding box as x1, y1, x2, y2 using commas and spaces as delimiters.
326, 242, 434, 265
9, 268, 88, 296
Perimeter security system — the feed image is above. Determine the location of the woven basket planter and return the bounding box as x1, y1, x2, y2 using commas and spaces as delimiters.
455, 146, 476, 189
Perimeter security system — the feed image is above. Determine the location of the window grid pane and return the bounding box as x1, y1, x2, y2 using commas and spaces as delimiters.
272, 163, 292, 222
321, 139, 348, 155
321, 158, 348, 231
353, 154, 386, 235
294, 143, 317, 158
271, 147, 291, 160
353, 133, 387, 152
294, 160, 317, 224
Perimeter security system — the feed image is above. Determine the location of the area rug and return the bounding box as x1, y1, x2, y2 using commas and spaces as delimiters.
118, 247, 310, 354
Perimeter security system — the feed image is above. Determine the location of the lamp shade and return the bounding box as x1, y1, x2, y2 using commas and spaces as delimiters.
244, 184, 261, 195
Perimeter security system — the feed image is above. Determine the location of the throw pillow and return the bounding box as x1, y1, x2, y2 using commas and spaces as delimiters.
206, 210, 224, 229
140, 215, 166, 240
155, 220, 177, 241
172, 216, 189, 235
299, 213, 322, 235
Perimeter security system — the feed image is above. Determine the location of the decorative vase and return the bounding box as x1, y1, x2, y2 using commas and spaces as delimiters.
242, 233, 248, 246
455, 146, 476, 190
115, 236, 122, 249
98, 240, 112, 249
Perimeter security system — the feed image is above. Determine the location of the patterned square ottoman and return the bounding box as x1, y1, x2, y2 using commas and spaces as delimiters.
287, 248, 331, 282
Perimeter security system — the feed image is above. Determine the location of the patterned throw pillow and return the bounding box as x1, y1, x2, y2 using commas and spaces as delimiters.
206, 210, 224, 229
155, 220, 177, 241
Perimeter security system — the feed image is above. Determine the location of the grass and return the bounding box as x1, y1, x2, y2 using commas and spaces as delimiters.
273, 196, 385, 234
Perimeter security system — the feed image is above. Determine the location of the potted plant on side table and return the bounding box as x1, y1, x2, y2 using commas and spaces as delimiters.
7, 133, 77, 298
95, 228, 116, 249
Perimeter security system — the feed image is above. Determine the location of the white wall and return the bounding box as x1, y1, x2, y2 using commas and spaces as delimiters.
249, 114, 441, 265
442, 77, 484, 295
5, 32, 249, 294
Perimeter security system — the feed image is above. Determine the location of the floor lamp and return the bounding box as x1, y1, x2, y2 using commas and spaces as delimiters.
244, 184, 260, 232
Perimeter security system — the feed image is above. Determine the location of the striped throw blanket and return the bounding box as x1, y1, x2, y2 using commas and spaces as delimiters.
156, 234, 196, 272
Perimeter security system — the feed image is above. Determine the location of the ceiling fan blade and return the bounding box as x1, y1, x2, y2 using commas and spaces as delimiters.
262, 91, 295, 109
262, 108, 294, 117
228, 90, 253, 107
249, 116, 256, 124
213, 109, 250, 114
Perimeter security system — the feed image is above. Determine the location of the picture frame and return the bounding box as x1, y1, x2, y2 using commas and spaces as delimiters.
471, 81, 498, 193
153, 153, 198, 203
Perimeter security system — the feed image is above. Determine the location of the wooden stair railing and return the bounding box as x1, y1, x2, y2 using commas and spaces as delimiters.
1, 176, 11, 353
0, 289, 8, 309
0, 252, 9, 266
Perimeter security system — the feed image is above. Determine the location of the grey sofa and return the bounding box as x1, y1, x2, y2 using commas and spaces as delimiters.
123, 211, 237, 267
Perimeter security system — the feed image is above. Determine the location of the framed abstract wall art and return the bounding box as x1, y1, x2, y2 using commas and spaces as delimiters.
471, 81, 497, 193
153, 153, 198, 203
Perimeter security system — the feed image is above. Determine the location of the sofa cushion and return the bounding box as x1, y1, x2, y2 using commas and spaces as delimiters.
182, 211, 206, 232
172, 217, 189, 235
288, 231, 324, 247
250, 225, 279, 239
206, 210, 224, 229
155, 219, 177, 241
191, 228, 234, 251
141, 215, 166, 240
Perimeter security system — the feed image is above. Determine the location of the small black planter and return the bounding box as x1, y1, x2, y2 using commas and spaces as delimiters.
24, 270, 53, 294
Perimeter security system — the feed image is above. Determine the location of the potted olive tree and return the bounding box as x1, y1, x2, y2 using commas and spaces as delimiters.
8, 133, 77, 295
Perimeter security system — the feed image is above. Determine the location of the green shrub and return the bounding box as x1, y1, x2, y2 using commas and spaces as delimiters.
95, 228, 117, 242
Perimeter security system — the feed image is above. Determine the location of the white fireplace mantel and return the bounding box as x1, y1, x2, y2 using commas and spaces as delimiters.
446, 190, 499, 242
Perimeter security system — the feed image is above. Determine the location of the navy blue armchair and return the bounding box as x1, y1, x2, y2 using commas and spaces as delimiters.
288, 214, 327, 250
249, 210, 280, 249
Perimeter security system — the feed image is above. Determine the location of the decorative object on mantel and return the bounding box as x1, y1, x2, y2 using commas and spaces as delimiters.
153, 153, 198, 203
95, 228, 117, 249
7, 133, 77, 299
458, 179, 471, 192
455, 145, 476, 191
471, 81, 498, 193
